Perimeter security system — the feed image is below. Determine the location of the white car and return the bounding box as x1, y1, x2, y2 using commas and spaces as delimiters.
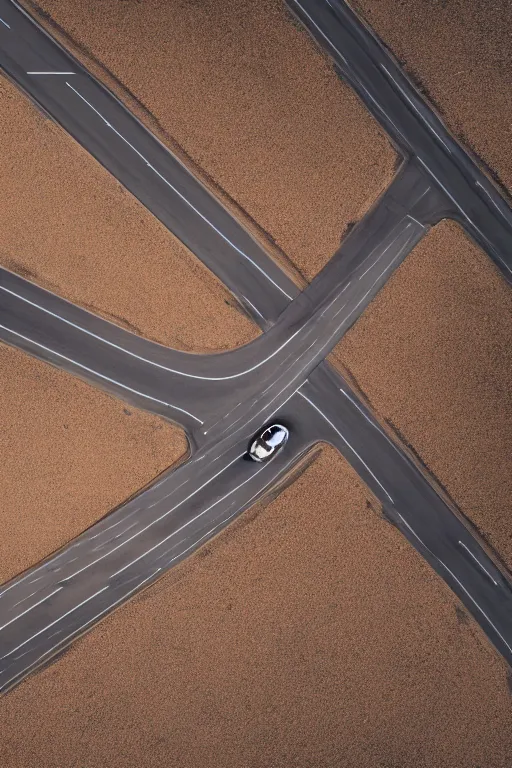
248, 424, 289, 462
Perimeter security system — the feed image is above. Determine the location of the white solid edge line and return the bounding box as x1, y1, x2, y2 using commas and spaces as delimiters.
0, 284, 301, 381
298, 391, 394, 503
2, 586, 109, 660
475, 180, 511, 223
1, 447, 300, 687
298, 0, 511, 278
0, 323, 203, 423
64, 81, 294, 301
0, 572, 155, 690
415, 156, 512, 274
379, 64, 452, 154
3, 451, 253, 643
111, 459, 269, 578
291, 0, 348, 65
0, 587, 62, 633
396, 512, 512, 656
63, 452, 245, 582
458, 540, 499, 586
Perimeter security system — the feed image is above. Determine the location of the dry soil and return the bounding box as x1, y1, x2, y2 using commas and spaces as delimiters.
27, 0, 396, 281
357, 0, 512, 195
0, 76, 256, 352
0, 343, 186, 583
1, 448, 511, 768
336, 221, 512, 569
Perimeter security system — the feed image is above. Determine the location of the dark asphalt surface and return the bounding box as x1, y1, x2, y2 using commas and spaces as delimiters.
287, 0, 512, 282
0, 162, 432, 439
0, 0, 511, 693
0, 0, 300, 328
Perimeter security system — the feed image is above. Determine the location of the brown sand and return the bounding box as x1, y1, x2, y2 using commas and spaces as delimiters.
1, 2, 510, 763
28, 0, 396, 281
0, 343, 186, 583
357, 0, 512, 194
1, 447, 511, 767
0, 76, 256, 352
336, 221, 512, 569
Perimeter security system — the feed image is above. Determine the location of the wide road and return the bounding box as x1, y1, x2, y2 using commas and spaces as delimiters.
287, 0, 512, 282
0, 162, 433, 436
0, 0, 511, 693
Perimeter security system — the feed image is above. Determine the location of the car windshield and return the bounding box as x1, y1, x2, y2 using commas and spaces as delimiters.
264, 427, 285, 447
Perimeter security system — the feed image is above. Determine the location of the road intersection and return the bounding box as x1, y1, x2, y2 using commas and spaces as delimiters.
0, 0, 511, 694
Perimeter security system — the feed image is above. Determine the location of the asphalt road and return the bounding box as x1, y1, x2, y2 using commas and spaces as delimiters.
287, 0, 512, 283
0, 0, 300, 328
0, 0, 511, 693
0, 161, 433, 439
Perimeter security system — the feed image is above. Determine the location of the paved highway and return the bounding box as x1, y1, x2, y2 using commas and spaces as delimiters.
0, 162, 434, 437
0, 0, 511, 693
0, 0, 300, 327
288, 0, 512, 282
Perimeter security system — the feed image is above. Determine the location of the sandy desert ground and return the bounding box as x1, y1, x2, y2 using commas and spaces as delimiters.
2, 449, 512, 768
1, 0, 511, 765
337, 220, 512, 570
358, 0, 512, 194
0, 75, 256, 352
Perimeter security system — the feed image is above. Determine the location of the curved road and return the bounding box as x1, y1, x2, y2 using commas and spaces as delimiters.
1, 162, 433, 436
0, 0, 511, 693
